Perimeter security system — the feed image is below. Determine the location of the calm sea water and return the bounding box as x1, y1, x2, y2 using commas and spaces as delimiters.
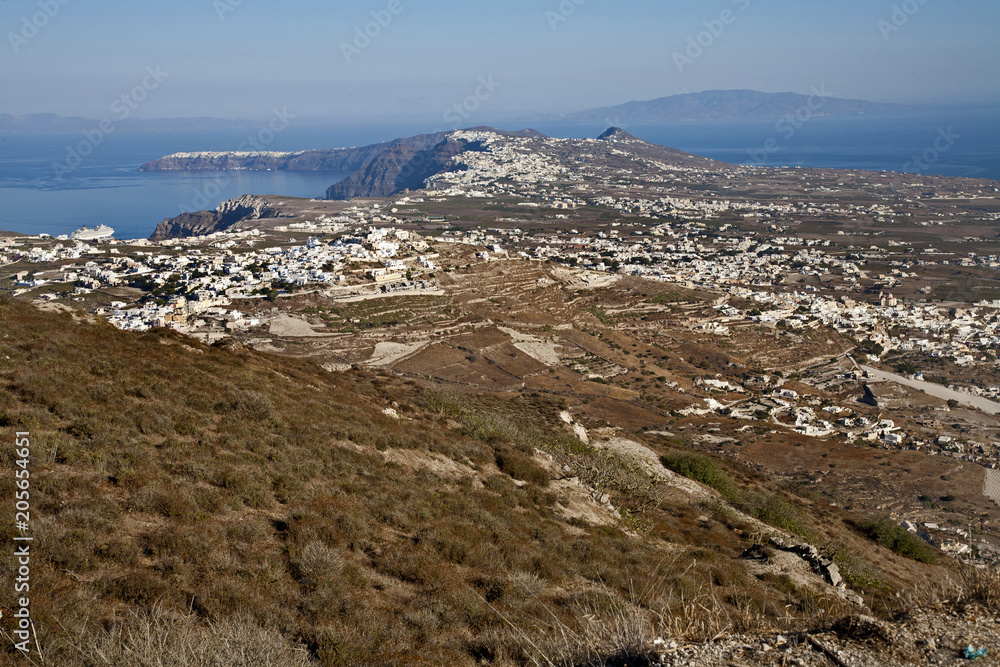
1, 109, 997, 240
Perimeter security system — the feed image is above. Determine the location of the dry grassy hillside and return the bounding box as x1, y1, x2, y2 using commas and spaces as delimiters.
0, 295, 991, 666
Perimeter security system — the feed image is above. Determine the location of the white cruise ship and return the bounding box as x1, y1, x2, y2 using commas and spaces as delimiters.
70, 225, 115, 241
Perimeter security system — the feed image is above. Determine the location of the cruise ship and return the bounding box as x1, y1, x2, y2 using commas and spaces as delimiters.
70, 225, 115, 241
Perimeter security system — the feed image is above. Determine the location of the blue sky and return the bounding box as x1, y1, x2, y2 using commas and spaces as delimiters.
2, 0, 998, 124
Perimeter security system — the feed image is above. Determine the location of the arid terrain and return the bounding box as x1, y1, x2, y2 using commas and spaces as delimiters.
2, 128, 1000, 665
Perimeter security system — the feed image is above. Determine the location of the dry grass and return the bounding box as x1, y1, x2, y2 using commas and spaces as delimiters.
57, 605, 313, 666
905, 564, 1000, 612
0, 298, 956, 665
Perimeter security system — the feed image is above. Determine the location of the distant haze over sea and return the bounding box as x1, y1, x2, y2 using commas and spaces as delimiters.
0, 107, 997, 240
515, 89, 911, 124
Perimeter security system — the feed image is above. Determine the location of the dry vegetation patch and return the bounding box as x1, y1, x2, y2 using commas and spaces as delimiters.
0, 297, 981, 665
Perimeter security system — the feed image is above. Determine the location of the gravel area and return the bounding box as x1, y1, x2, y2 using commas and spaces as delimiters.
652, 606, 1000, 666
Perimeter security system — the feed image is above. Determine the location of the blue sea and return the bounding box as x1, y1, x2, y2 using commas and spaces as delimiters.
1, 108, 997, 240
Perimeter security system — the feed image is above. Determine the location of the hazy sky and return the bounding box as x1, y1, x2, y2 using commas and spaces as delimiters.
2, 0, 998, 124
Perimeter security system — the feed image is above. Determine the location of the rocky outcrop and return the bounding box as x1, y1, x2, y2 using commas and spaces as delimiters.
597, 127, 643, 142
769, 536, 865, 605
141, 152, 307, 172
149, 195, 288, 241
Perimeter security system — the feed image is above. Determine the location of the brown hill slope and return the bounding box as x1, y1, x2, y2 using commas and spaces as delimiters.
0, 295, 987, 665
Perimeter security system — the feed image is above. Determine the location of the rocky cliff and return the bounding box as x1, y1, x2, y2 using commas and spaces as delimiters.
325, 128, 546, 200
149, 195, 288, 241
325, 136, 485, 200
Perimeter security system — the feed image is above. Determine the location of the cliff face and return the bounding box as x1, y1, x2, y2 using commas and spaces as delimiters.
326, 136, 484, 200
149, 195, 287, 241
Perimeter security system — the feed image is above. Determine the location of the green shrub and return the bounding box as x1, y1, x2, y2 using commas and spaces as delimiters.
660, 451, 735, 500
856, 516, 937, 564
662, 452, 813, 538
738, 493, 809, 536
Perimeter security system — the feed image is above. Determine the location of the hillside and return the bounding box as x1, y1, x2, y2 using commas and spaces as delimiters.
521, 90, 909, 123
1, 289, 997, 665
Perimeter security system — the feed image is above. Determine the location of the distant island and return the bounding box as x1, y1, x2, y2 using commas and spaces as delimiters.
6, 90, 911, 136
139, 131, 453, 176
518, 89, 911, 123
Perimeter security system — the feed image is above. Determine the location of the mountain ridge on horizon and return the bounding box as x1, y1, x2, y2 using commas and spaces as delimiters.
516, 89, 913, 124
3, 89, 914, 134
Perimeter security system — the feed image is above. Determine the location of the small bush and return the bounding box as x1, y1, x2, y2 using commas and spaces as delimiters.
661, 451, 735, 500
662, 452, 814, 538
738, 493, 811, 537
217, 389, 275, 422
293, 541, 344, 587
856, 516, 937, 564
495, 447, 549, 487
462, 411, 523, 443
955, 565, 1000, 608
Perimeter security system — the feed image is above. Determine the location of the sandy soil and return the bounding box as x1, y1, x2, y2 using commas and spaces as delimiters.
498, 326, 561, 366
366, 340, 429, 366
550, 477, 622, 528
592, 434, 714, 501
268, 314, 331, 337
985, 469, 1000, 505
380, 448, 478, 479
331, 288, 446, 304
